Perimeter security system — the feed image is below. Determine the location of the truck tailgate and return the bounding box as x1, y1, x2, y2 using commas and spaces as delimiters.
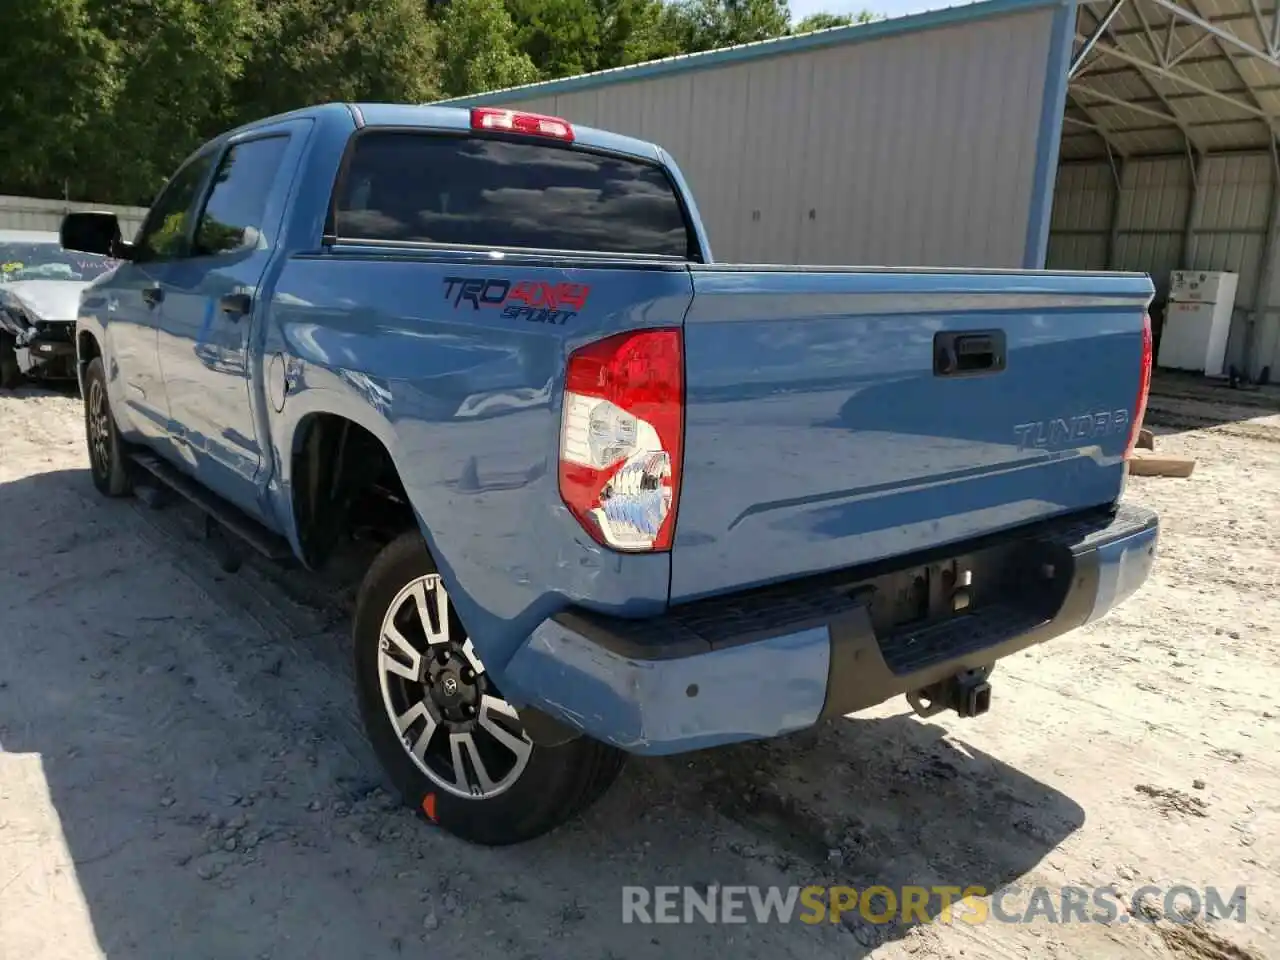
670, 267, 1154, 602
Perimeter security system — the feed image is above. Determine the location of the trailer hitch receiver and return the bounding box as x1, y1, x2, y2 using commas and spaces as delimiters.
907, 668, 992, 719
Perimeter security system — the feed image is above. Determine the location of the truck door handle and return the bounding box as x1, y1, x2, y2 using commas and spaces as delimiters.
142, 286, 164, 308
934, 330, 1006, 377
219, 292, 252, 318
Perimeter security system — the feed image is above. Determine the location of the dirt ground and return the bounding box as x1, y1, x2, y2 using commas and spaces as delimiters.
1, 374, 1277, 960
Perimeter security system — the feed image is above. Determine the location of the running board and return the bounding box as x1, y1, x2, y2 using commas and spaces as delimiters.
129, 453, 295, 563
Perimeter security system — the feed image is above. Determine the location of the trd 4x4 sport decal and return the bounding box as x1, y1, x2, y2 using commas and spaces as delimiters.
442, 277, 590, 326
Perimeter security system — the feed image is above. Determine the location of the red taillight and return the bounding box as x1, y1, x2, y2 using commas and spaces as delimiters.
1125, 312, 1154, 460
558, 329, 684, 552
470, 107, 574, 142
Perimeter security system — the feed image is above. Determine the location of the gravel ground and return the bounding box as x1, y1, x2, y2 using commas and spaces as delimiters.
1, 374, 1277, 960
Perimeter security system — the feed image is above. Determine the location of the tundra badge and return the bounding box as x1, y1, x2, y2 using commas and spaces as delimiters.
1013, 409, 1130, 451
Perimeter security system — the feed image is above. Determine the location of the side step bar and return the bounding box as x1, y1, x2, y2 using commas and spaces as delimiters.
129, 453, 294, 564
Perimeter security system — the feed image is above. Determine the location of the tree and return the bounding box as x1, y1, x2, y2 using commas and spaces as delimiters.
506, 0, 604, 80
0, 0, 116, 201
672, 0, 792, 53
793, 10, 879, 33
438, 0, 539, 97
233, 0, 441, 124
1, 0, 885, 205
77, 0, 260, 204
7, 0, 444, 203
593, 0, 694, 68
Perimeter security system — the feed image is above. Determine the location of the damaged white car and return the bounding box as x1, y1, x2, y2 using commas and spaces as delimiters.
1, 229, 120, 388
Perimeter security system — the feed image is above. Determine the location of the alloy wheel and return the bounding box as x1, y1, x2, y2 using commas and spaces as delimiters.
88, 379, 111, 477
377, 574, 533, 800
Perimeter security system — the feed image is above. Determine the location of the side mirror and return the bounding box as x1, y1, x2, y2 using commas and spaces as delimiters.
60, 212, 128, 259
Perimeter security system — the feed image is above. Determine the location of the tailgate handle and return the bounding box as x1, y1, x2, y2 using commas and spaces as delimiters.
934, 330, 1006, 377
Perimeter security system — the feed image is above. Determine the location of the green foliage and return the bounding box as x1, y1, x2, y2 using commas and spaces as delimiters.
671, 0, 792, 52
439, 0, 539, 97
594, 0, 692, 68
507, 0, 603, 79
1, 0, 877, 205
82, 0, 260, 203
793, 10, 880, 33
235, 0, 441, 122
0, 0, 116, 202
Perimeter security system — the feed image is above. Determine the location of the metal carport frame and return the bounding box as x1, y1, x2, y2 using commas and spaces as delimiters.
1061, 0, 1280, 377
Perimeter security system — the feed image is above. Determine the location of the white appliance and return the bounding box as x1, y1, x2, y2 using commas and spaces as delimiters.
1157, 269, 1239, 377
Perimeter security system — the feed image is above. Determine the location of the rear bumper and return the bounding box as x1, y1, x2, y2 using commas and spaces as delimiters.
503, 503, 1159, 756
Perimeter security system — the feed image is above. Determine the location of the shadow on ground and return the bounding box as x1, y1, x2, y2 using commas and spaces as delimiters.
1146, 370, 1280, 437
1, 380, 80, 400
0, 466, 1084, 960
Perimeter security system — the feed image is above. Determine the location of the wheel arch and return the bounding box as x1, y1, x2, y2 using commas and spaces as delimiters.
280, 401, 489, 679
77, 329, 102, 384
285, 407, 419, 571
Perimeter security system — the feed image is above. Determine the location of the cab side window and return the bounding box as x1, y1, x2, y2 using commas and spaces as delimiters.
193, 136, 289, 257
133, 153, 215, 262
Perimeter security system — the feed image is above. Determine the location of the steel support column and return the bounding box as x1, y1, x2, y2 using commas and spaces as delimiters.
1180, 147, 1203, 269
1246, 140, 1280, 377
1106, 148, 1126, 268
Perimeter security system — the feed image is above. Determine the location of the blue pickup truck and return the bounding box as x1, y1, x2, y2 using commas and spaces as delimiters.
61, 102, 1159, 846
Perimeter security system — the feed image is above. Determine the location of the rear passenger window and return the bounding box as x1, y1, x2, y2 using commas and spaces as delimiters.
332, 132, 694, 259
193, 136, 289, 256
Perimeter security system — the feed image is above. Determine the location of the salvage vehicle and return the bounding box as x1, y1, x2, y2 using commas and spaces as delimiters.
61, 103, 1159, 846
0, 229, 119, 388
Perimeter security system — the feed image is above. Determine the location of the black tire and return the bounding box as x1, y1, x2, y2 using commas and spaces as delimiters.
353, 530, 625, 846
83, 356, 134, 497
0, 332, 20, 389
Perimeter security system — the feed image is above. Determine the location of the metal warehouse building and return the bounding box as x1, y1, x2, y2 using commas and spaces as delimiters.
445, 0, 1280, 380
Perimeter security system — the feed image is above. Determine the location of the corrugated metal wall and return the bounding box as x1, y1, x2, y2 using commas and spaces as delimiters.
1114, 158, 1194, 285
1049, 154, 1280, 378
1046, 162, 1113, 269
485, 8, 1059, 269
0, 195, 148, 239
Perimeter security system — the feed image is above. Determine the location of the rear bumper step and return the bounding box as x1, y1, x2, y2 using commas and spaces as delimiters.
502, 503, 1159, 755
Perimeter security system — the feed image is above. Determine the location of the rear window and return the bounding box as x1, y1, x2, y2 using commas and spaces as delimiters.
332, 132, 695, 259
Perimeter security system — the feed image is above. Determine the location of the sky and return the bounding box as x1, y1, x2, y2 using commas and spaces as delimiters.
790, 0, 978, 25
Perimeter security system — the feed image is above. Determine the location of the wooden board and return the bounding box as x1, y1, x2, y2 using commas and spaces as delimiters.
1129, 450, 1196, 478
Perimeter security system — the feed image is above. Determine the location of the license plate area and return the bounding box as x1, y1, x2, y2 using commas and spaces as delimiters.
857, 538, 1062, 638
